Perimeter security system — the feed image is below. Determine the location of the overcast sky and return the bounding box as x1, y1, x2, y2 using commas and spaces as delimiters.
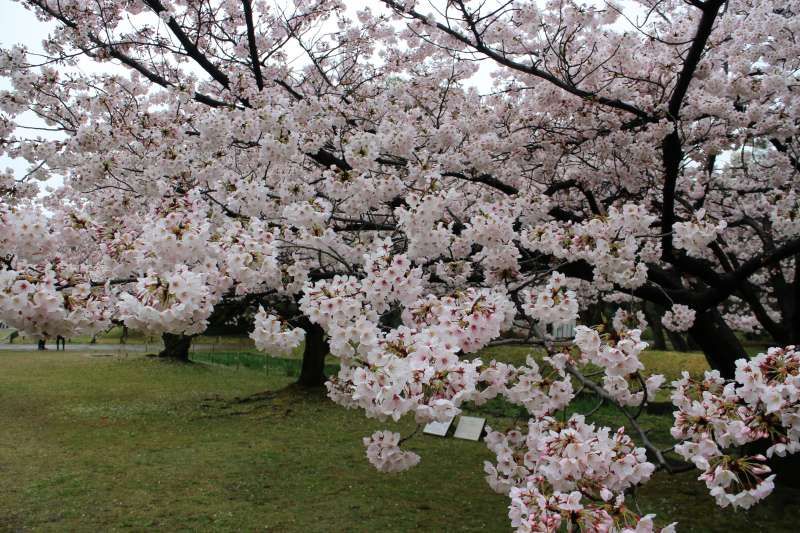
1, 1, 59, 192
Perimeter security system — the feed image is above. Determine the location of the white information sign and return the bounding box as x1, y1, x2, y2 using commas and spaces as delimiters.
423, 417, 454, 437
453, 416, 486, 441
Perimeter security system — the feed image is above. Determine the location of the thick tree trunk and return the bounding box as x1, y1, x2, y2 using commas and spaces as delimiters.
688, 309, 746, 379
790, 257, 800, 344
297, 322, 329, 388
158, 333, 192, 362
642, 304, 667, 350
685, 333, 700, 351
666, 329, 690, 352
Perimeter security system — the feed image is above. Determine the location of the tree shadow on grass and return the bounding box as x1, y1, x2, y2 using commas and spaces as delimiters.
194, 383, 327, 420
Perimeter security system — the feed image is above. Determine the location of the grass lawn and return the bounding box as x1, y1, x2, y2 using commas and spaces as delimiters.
1, 349, 798, 532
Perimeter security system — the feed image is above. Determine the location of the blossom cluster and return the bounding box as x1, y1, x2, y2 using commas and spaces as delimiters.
612, 308, 648, 335
520, 272, 579, 327
363, 430, 421, 473
117, 267, 216, 335
401, 288, 517, 353
249, 307, 305, 357
361, 238, 425, 313
670, 346, 800, 509
672, 211, 727, 258
520, 205, 656, 291
475, 355, 574, 417
574, 326, 665, 406
661, 304, 696, 332
0, 269, 111, 338
486, 415, 669, 532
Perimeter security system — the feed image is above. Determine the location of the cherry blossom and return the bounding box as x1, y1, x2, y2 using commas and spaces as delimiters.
661, 305, 696, 333
2, 0, 800, 529
249, 307, 305, 357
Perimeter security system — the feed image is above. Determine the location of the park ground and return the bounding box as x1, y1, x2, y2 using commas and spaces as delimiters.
1, 346, 799, 532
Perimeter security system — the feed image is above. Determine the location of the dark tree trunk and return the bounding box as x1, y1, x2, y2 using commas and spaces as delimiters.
790, 256, 800, 344
297, 321, 329, 388
688, 309, 747, 379
642, 304, 667, 350
685, 333, 700, 351
666, 328, 690, 352
158, 333, 192, 362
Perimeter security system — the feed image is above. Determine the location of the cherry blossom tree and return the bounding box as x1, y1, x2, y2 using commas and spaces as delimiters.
2, 0, 800, 529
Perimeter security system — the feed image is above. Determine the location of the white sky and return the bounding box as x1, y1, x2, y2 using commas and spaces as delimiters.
0, 1, 56, 191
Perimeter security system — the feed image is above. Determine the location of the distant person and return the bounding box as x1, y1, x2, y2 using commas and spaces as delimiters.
6, 330, 18, 344
56, 335, 66, 351
37, 339, 46, 350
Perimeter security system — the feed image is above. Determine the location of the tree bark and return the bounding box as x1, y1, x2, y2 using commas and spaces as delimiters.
688, 309, 746, 379
158, 333, 192, 362
790, 254, 800, 344
297, 321, 329, 388
642, 303, 667, 350
665, 329, 690, 352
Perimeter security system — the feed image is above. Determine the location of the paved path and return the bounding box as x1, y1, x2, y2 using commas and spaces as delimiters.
0, 343, 151, 352
0, 343, 250, 352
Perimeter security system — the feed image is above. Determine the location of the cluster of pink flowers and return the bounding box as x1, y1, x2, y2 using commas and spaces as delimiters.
612, 308, 648, 335
117, 267, 216, 335
670, 346, 800, 508
0, 269, 111, 338
672, 211, 727, 259
363, 430, 421, 473
770, 192, 800, 238
221, 221, 283, 294
661, 305, 696, 333
249, 307, 305, 357
361, 238, 425, 313
476, 355, 574, 417
521, 205, 656, 291
574, 326, 665, 407
486, 415, 669, 533
401, 288, 517, 354
0, 204, 55, 263
395, 190, 465, 261
520, 272, 579, 327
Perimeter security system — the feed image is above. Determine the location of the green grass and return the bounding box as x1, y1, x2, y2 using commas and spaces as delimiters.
1, 350, 798, 532
189, 350, 339, 377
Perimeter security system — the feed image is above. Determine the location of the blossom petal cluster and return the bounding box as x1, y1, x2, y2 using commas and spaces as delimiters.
117, 267, 216, 335
363, 430, 420, 473
488, 415, 665, 533
670, 346, 800, 509
520, 272, 579, 327
661, 305, 696, 333
249, 307, 305, 357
